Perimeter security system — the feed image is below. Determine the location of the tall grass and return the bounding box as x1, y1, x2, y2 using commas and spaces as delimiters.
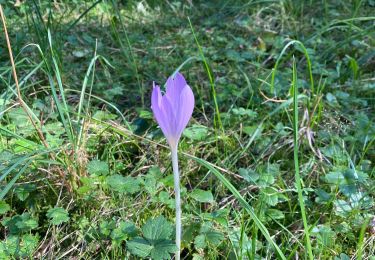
188, 17, 224, 132
292, 57, 313, 259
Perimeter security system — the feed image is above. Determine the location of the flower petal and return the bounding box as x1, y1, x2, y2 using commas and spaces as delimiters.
151, 84, 170, 137
175, 84, 195, 138
165, 72, 187, 112
161, 95, 178, 146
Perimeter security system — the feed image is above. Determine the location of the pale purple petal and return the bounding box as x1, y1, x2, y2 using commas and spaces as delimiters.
165, 72, 187, 111
151, 84, 170, 138
175, 85, 194, 138
151, 72, 194, 148
161, 95, 178, 146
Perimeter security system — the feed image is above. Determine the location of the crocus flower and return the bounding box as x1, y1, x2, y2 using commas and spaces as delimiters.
151, 72, 194, 149
151, 72, 194, 260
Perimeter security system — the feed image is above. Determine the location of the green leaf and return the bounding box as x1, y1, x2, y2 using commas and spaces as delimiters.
265, 209, 285, 220
228, 228, 253, 256
127, 237, 153, 258
0, 201, 10, 215
106, 174, 141, 194
46, 207, 69, 225
99, 220, 116, 237
14, 184, 36, 201
311, 225, 336, 247
261, 187, 279, 206
142, 216, 173, 241
190, 189, 214, 203
238, 168, 259, 183
127, 216, 176, 260
19, 234, 39, 257
93, 111, 118, 121
111, 221, 137, 245
7, 108, 32, 128
183, 124, 209, 141
150, 240, 177, 260
194, 223, 224, 249
2, 213, 38, 234
158, 191, 175, 209
144, 166, 163, 195
87, 160, 109, 176
232, 107, 257, 118
243, 125, 263, 138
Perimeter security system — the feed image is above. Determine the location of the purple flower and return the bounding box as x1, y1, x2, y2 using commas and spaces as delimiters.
151, 72, 194, 148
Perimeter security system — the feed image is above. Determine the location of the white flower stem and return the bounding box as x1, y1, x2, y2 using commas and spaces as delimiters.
171, 145, 181, 260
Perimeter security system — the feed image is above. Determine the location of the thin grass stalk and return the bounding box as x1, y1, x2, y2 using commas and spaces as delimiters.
110, 0, 143, 106
188, 17, 223, 132
356, 217, 370, 260
292, 57, 313, 259
0, 5, 49, 148
270, 40, 314, 95
76, 44, 99, 151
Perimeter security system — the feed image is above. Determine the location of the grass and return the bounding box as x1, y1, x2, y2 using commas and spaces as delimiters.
0, 0, 374, 259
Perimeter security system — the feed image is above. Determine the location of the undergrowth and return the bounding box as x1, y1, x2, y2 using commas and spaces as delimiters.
0, 0, 374, 259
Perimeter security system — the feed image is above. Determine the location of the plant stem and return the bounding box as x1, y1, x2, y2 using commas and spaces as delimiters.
171, 146, 181, 260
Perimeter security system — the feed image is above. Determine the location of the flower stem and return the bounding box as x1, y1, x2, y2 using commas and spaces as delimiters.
171, 146, 181, 260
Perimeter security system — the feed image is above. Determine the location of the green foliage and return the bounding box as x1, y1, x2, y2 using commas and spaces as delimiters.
194, 222, 224, 250
0, 0, 374, 259
87, 160, 109, 176
2, 213, 38, 234
106, 174, 141, 194
190, 189, 214, 203
183, 124, 209, 141
46, 207, 70, 225
0, 234, 39, 259
0, 201, 10, 215
127, 216, 177, 260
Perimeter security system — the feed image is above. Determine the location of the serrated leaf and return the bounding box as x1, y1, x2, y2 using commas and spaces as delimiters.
127, 237, 153, 258
238, 168, 259, 183
261, 187, 279, 206
142, 216, 173, 241
190, 189, 214, 203
19, 234, 39, 257
183, 124, 209, 141
127, 216, 176, 260
265, 209, 285, 220
194, 222, 224, 249
87, 160, 109, 176
0, 201, 10, 215
144, 166, 163, 195
150, 239, 176, 260
2, 213, 38, 234
46, 207, 69, 225
99, 220, 116, 237
14, 184, 36, 201
111, 221, 138, 244
106, 174, 140, 194
158, 191, 175, 209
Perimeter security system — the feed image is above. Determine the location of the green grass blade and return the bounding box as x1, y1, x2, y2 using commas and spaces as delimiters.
65, 0, 103, 33
0, 160, 32, 200
270, 40, 314, 94
66, 89, 132, 131
47, 30, 75, 145
110, 0, 143, 106
188, 17, 223, 132
292, 57, 313, 259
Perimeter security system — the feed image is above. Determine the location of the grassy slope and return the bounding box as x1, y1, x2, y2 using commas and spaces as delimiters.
0, 0, 374, 259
